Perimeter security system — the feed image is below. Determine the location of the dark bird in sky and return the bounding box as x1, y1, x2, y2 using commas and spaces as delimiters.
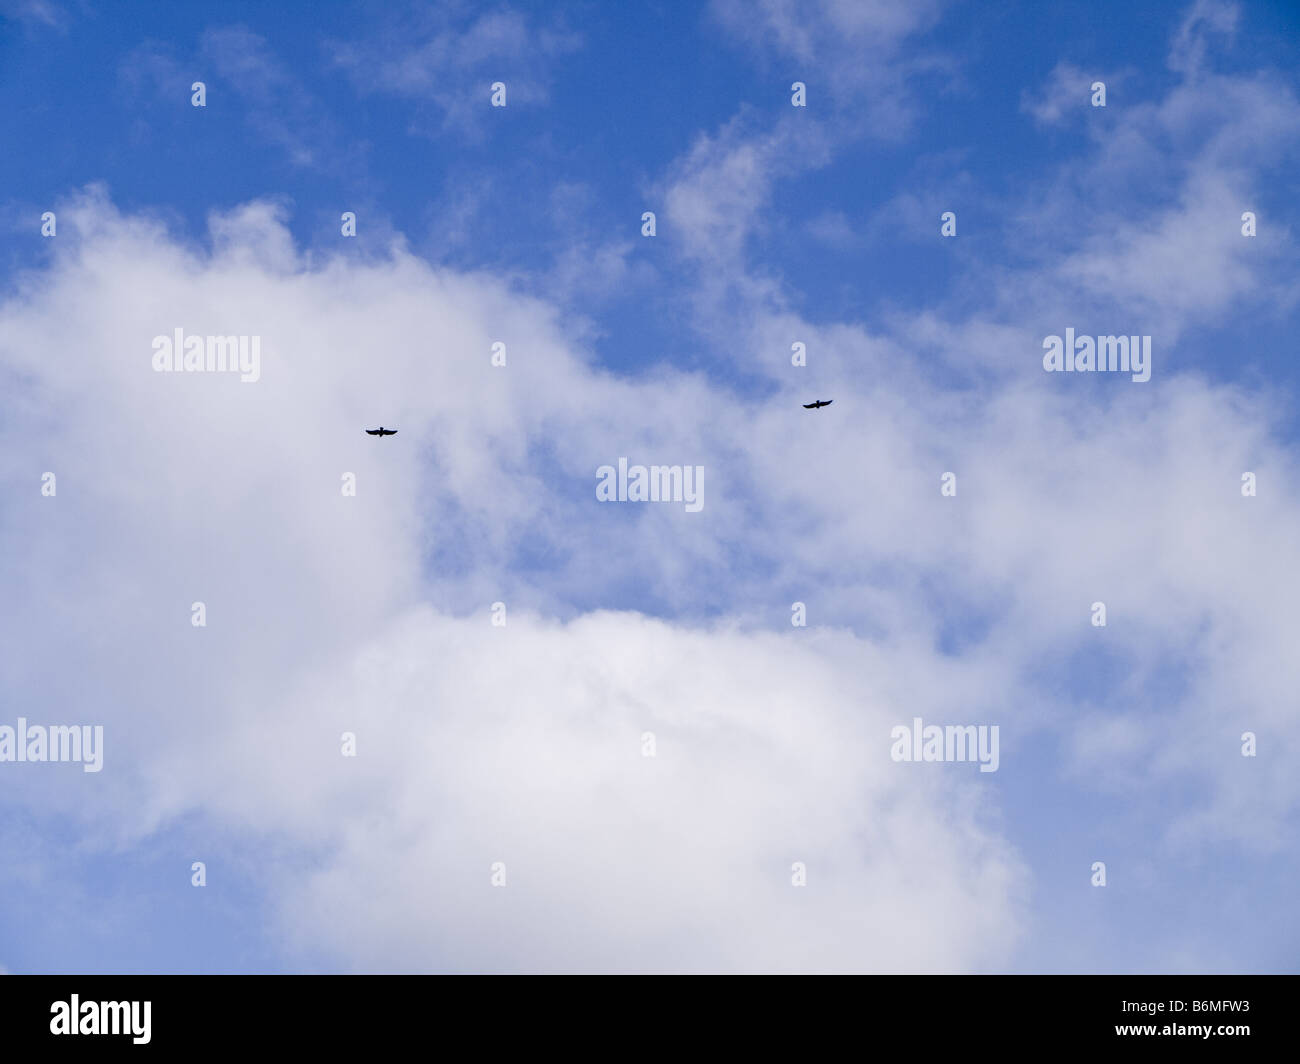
365, 427, 398, 436
802, 400, 833, 409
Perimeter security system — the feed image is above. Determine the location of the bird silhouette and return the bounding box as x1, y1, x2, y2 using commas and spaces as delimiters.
365, 427, 398, 436
802, 400, 833, 409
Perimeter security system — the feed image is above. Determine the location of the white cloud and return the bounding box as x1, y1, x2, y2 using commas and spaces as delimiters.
0, 188, 1029, 971
1168, 0, 1239, 75
199, 26, 337, 169
119, 27, 354, 174
709, 0, 950, 130
1020, 62, 1128, 126
266, 609, 1026, 972
5, 20, 1300, 967
0, 0, 66, 31
329, 5, 582, 138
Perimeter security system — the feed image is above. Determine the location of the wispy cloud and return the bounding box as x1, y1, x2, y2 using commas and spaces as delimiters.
1020, 61, 1129, 126
0, 0, 67, 31
709, 0, 950, 132
328, 4, 582, 138
120, 26, 354, 174
1168, 0, 1240, 75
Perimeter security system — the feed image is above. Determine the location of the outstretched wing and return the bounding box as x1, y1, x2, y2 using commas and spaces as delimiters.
821, 400, 832, 407
365, 429, 381, 435
382, 429, 398, 436
802, 402, 817, 409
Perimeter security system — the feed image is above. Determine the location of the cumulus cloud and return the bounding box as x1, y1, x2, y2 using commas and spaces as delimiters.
646, 5, 1300, 871
3, 2, 1298, 973
4, 126, 1299, 970
0, 187, 1031, 972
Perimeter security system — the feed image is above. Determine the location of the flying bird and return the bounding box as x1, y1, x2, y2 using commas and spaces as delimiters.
365, 427, 398, 436
802, 400, 833, 409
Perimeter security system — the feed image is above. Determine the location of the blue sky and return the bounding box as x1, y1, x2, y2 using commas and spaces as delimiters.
0, 0, 1298, 973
